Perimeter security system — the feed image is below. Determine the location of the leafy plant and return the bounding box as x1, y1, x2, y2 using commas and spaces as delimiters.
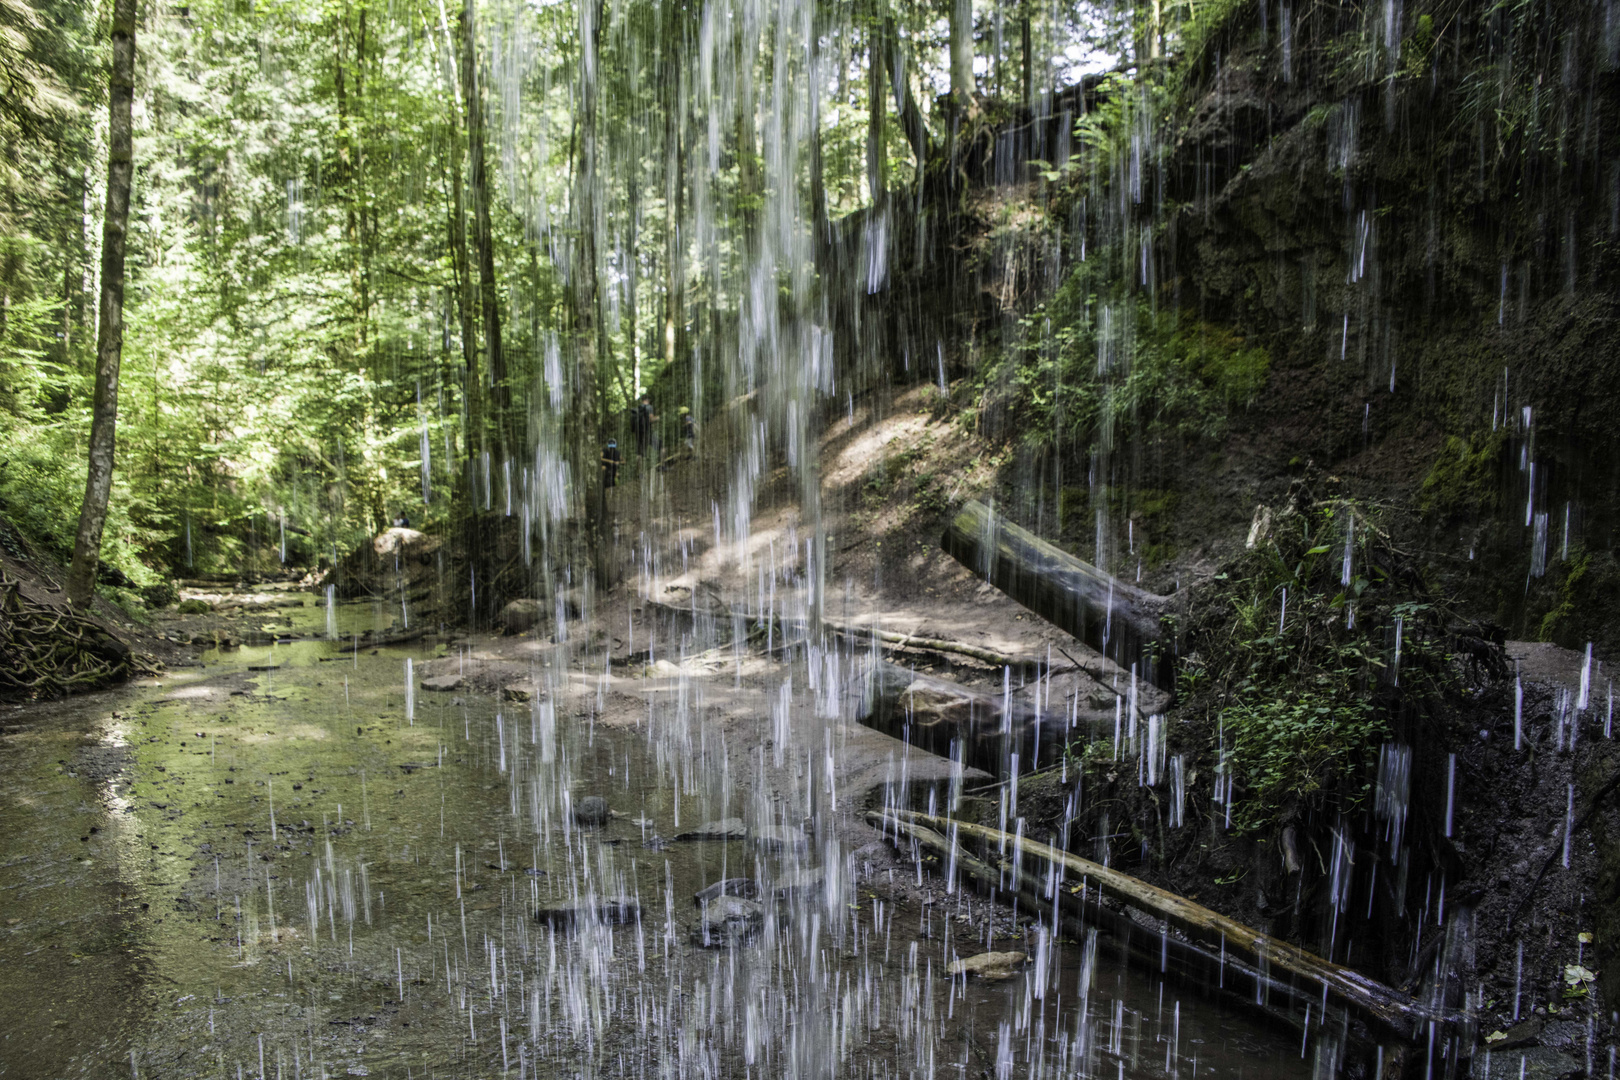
1182, 488, 1457, 833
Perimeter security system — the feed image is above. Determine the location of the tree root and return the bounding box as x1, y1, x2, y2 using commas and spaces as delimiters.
0, 570, 133, 701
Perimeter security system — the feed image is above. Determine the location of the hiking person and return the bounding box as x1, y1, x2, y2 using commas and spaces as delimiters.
601, 439, 622, 488
633, 394, 654, 455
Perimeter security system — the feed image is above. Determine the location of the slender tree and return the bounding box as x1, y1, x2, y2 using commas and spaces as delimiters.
65, 0, 136, 607
461, 0, 507, 451
948, 0, 974, 108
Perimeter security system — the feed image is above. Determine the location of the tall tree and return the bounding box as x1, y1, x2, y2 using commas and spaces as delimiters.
461, 0, 507, 451
65, 0, 136, 607
948, 0, 974, 108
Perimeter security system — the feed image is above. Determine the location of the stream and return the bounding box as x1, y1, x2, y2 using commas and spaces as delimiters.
0, 594, 1314, 1079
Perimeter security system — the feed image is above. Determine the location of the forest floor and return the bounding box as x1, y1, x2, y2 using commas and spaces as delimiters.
2, 380, 1612, 1076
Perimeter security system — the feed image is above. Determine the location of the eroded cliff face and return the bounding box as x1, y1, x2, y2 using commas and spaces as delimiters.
1161, 0, 1620, 654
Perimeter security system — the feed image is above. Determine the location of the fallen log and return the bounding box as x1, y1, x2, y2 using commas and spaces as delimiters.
865, 811, 1323, 1035
859, 659, 1070, 774
887, 808, 1448, 1037
941, 500, 1177, 690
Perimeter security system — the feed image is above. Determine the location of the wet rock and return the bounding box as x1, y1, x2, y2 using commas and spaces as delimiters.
502, 681, 539, 702
1475, 1046, 1582, 1080
947, 951, 1028, 980
498, 599, 545, 635
693, 878, 760, 907
246, 664, 281, 672
748, 825, 806, 853
573, 796, 611, 826
534, 896, 639, 929
771, 866, 826, 900
1486, 1018, 1545, 1051
693, 896, 765, 946
420, 674, 463, 692
333, 528, 443, 602
673, 817, 747, 842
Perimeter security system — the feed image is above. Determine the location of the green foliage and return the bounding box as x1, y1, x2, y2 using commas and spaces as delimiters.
1537, 549, 1590, 643
1183, 493, 1453, 833
981, 272, 1270, 457
1419, 431, 1504, 520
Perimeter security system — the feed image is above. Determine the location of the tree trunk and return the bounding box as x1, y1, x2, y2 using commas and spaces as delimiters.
948, 0, 975, 108
941, 500, 1177, 689
435, 0, 479, 462
573, 0, 611, 588
866, 21, 887, 204
880, 16, 931, 176
461, 0, 507, 452
661, 3, 684, 377
1020, 6, 1032, 110
66, 0, 137, 608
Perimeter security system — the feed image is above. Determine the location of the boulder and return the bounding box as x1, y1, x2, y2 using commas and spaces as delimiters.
573, 796, 610, 826
693, 896, 765, 946
498, 599, 545, 635
748, 825, 807, 853
535, 896, 639, 929
420, 674, 463, 692
693, 878, 760, 907
503, 681, 540, 702
770, 866, 826, 900
333, 528, 443, 603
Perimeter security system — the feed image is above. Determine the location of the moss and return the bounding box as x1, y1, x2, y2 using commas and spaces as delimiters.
1420, 431, 1505, 520
1538, 550, 1592, 643
1171, 323, 1271, 407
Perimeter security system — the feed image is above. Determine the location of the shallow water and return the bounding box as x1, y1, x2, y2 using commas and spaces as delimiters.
0, 599, 1316, 1079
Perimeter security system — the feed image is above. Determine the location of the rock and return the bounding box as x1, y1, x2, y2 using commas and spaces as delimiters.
420, 674, 464, 692
693, 878, 760, 907
693, 896, 765, 946
672, 817, 747, 842
176, 598, 212, 615
1487, 1018, 1546, 1051
503, 681, 540, 702
947, 951, 1028, 980
332, 528, 444, 603
573, 796, 610, 826
1477, 1046, 1582, 1080
770, 866, 826, 900
534, 896, 639, 929
749, 825, 807, 853
246, 664, 281, 672
641, 659, 683, 678
498, 599, 545, 635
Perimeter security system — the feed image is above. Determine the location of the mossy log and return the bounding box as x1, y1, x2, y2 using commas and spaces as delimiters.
880, 808, 1448, 1038
941, 500, 1176, 690
867, 811, 1333, 1033
860, 659, 1067, 773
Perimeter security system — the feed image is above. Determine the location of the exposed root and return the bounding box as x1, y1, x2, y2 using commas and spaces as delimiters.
0, 570, 134, 701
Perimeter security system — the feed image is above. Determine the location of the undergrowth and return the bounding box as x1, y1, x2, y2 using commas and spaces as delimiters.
1177, 479, 1466, 834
